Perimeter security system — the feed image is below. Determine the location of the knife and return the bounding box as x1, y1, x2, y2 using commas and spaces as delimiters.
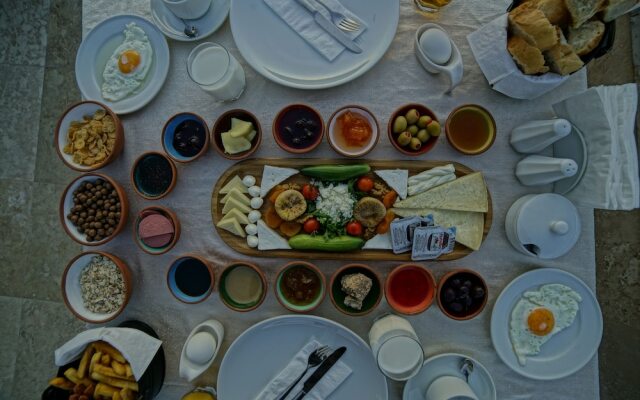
296, 0, 363, 54
291, 346, 347, 400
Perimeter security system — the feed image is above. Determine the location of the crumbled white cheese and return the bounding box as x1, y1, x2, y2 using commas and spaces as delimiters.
314, 181, 355, 221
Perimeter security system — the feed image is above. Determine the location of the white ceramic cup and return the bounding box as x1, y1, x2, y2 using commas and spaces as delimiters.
163, 0, 212, 19
426, 376, 478, 400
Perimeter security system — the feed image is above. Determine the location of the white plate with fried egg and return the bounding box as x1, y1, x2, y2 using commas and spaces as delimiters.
76, 15, 170, 115
490, 268, 602, 380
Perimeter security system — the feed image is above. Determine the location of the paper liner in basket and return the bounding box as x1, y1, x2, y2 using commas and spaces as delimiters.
54, 327, 162, 380
467, 14, 568, 100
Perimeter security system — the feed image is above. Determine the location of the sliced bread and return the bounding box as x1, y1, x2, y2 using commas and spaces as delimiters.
525, 0, 571, 24
568, 20, 606, 55
508, 36, 550, 74
563, 0, 606, 27
602, 0, 639, 22
509, 3, 559, 51
544, 39, 585, 75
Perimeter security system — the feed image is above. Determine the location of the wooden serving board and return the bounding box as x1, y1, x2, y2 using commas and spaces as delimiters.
211, 159, 493, 261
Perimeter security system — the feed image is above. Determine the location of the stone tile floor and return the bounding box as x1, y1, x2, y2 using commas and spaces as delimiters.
0, 1, 638, 399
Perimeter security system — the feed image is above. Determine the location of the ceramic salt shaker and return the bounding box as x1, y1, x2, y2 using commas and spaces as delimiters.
414, 23, 463, 93
516, 155, 578, 186
510, 119, 572, 153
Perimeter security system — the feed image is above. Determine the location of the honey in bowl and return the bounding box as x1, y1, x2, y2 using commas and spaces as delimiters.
445, 105, 496, 155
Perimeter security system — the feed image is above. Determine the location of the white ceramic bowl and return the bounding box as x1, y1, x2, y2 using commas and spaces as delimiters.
327, 105, 380, 158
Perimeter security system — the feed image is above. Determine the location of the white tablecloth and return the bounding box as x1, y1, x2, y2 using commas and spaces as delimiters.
82, 1, 597, 399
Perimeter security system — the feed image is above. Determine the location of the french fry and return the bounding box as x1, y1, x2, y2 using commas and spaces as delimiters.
94, 382, 119, 398
77, 345, 95, 379
120, 388, 134, 400
64, 368, 94, 387
93, 341, 126, 363
111, 360, 126, 376
48, 377, 74, 391
69, 394, 79, 400
125, 364, 133, 378
91, 372, 139, 392
94, 364, 136, 381
113, 391, 122, 400
101, 354, 112, 365
89, 351, 102, 374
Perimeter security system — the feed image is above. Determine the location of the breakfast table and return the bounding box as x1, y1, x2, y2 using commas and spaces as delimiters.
80, 0, 600, 398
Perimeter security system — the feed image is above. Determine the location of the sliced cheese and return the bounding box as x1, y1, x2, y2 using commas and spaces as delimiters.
408, 173, 456, 196
375, 169, 409, 199
257, 220, 291, 250
394, 172, 488, 213
228, 118, 253, 138
246, 130, 257, 142
392, 207, 484, 250
221, 131, 251, 154
408, 164, 456, 186
362, 232, 392, 250
260, 165, 299, 198
220, 208, 249, 225
221, 187, 251, 206
217, 216, 246, 237
222, 197, 252, 215
220, 175, 248, 194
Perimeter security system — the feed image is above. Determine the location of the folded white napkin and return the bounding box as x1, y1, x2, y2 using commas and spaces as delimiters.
264, 0, 367, 61
467, 14, 579, 100
255, 340, 352, 400
552, 84, 639, 210
54, 327, 162, 380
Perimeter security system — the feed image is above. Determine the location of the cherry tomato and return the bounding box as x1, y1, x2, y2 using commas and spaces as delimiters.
356, 177, 374, 192
302, 184, 319, 201
346, 221, 363, 236
303, 218, 321, 234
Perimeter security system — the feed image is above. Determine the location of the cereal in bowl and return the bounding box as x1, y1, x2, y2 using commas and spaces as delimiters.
63, 109, 117, 167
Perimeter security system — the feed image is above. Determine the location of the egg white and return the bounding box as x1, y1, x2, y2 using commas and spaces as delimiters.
509, 284, 582, 366
101, 22, 153, 101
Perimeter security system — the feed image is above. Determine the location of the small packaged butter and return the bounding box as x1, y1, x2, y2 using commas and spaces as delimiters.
390, 215, 434, 254
411, 226, 456, 260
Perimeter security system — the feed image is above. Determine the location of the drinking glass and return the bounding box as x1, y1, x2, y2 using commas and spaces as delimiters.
187, 42, 246, 102
414, 0, 452, 13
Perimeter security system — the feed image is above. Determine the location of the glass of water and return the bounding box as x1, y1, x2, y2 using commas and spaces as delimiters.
187, 42, 246, 102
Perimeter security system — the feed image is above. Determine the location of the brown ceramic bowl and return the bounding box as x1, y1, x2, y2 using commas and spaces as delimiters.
131, 151, 178, 200
59, 173, 129, 246
211, 109, 262, 160
385, 264, 436, 315
55, 100, 124, 171
275, 261, 326, 313
218, 261, 267, 312
62, 251, 132, 323
329, 263, 383, 316
437, 268, 488, 320
387, 103, 440, 156
162, 112, 210, 163
327, 105, 380, 158
167, 254, 216, 304
133, 206, 181, 255
272, 104, 324, 154
445, 104, 496, 156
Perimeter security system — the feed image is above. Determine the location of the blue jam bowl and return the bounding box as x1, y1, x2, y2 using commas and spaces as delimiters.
162, 112, 210, 163
167, 255, 215, 304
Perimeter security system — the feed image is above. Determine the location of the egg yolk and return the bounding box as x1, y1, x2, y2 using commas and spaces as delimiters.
118, 50, 141, 74
527, 308, 555, 336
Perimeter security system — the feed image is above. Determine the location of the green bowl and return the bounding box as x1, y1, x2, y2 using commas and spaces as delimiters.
219, 262, 267, 312
330, 264, 382, 316
275, 261, 326, 313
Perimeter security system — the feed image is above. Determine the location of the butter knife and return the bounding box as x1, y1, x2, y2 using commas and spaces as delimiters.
291, 346, 347, 400
296, 0, 363, 54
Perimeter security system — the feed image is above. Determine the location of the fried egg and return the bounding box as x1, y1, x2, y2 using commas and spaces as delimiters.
509, 283, 582, 366
101, 22, 153, 101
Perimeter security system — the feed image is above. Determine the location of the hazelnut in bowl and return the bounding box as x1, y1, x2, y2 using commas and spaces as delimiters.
55, 100, 124, 171
327, 105, 379, 158
273, 104, 324, 154
212, 109, 262, 160
62, 251, 132, 323
162, 112, 210, 163
59, 173, 128, 246
437, 268, 488, 320
388, 104, 440, 156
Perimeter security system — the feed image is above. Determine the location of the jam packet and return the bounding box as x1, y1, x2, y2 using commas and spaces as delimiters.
390, 215, 434, 254
411, 226, 457, 260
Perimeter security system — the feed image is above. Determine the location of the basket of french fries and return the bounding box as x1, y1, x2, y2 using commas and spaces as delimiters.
43, 321, 165, 400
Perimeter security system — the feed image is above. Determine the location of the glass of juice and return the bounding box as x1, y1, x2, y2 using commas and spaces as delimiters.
187, 42, 246, 102
414, 0, 452, 13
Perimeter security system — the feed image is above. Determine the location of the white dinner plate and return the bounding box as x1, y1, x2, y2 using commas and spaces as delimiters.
490, 268, 603, 380
75, 15, 170, 115
217, 315, 388, 400
229, 0, 399, 89
403, 353, 496, 400
150, 0, 230, 42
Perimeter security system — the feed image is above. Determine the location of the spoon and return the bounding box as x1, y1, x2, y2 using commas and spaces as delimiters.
460, 358, 474, 382
180, 17, 198, 38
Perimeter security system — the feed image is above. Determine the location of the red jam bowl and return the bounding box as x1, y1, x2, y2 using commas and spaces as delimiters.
385, 264, 436, 315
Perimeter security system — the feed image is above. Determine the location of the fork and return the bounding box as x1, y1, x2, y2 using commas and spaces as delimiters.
276, 345, 332, 400
313, 0, 361, 32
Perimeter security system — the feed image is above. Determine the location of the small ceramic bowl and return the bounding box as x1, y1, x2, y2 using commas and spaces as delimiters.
272, 104, 324, 154
437, 268, 488, 320
133, 206, 181, 255
275, 261, 326, 313
385, 264, 436, 315
330, 264, 383, 316
327, 105, 380, 158
388, 103, 440, 156
219, 262, 267, 312
445, 104, 496, 155
55, 100, 124, 171
211, 109, 262, 160
162, 112, 210, 163
131, 151, 178, 200
59, 173, 129, 246
167, 255, 215, 304
62, 251, 132, 323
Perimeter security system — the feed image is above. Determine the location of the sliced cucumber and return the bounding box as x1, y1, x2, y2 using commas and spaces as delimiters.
300, 164, 371, 181
288, 235, 364, 252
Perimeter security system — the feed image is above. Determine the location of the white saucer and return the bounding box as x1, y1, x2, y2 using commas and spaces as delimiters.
552, 124, 588, 195
150, 0, 230, 42
403, 353, 496, 400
